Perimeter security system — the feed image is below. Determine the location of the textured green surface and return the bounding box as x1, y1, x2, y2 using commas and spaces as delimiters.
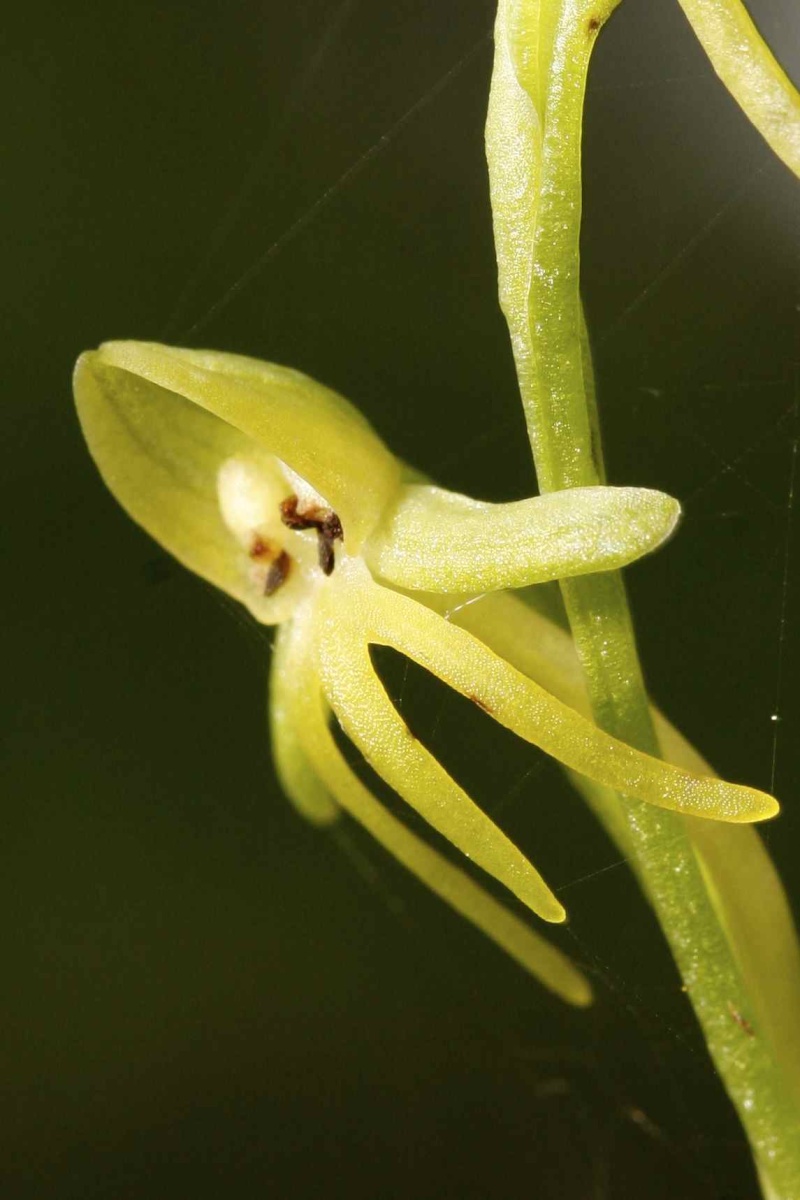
677, 0, 800, 178
487, 0, 800, 1192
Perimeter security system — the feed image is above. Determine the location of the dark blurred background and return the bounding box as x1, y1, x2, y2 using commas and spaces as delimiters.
3, 0, 799, 1196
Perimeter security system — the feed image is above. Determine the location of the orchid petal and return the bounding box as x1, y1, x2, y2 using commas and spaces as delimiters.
270, 619, 340, 827
275, 617, 588, 1001
365, 482, 680, 592
445, 586, 800, 1066
313, 576, 565, 923
346, 566, 778, 824
74, 348, 305, 624
77, 341, 401, 553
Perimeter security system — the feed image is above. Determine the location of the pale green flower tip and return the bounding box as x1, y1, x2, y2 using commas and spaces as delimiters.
765, 793, 781, 820
73, 350, 104, 412
739, 787, 780, 824
624, 487, 681, 554
540, 894, 568, 925
73, 348, 94, 383
657, 492, 681, 542
567, 975, 593, 1009
690, 781, 779, 824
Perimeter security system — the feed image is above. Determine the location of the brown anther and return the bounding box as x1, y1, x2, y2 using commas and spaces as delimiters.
279, 494, 319, 531
321, 511, 343, 543
317, 536, 335, 576
264, 550, 292, 596
279, 493, 343, 575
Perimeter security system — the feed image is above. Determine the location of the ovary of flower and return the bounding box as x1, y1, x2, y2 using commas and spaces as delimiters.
74, 340, 779, 1004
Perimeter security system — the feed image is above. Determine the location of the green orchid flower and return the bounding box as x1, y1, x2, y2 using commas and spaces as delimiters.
74, 339, 778, 1005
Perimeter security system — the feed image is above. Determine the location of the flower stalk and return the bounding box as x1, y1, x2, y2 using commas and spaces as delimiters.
486, 0, 800, 1191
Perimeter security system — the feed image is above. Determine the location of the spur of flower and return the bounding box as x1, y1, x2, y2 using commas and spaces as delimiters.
74, 341, 779, 1005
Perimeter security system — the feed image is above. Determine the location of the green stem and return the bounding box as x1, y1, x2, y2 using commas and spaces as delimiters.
487, 1, 800, 1192
676, 0, 800, 180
